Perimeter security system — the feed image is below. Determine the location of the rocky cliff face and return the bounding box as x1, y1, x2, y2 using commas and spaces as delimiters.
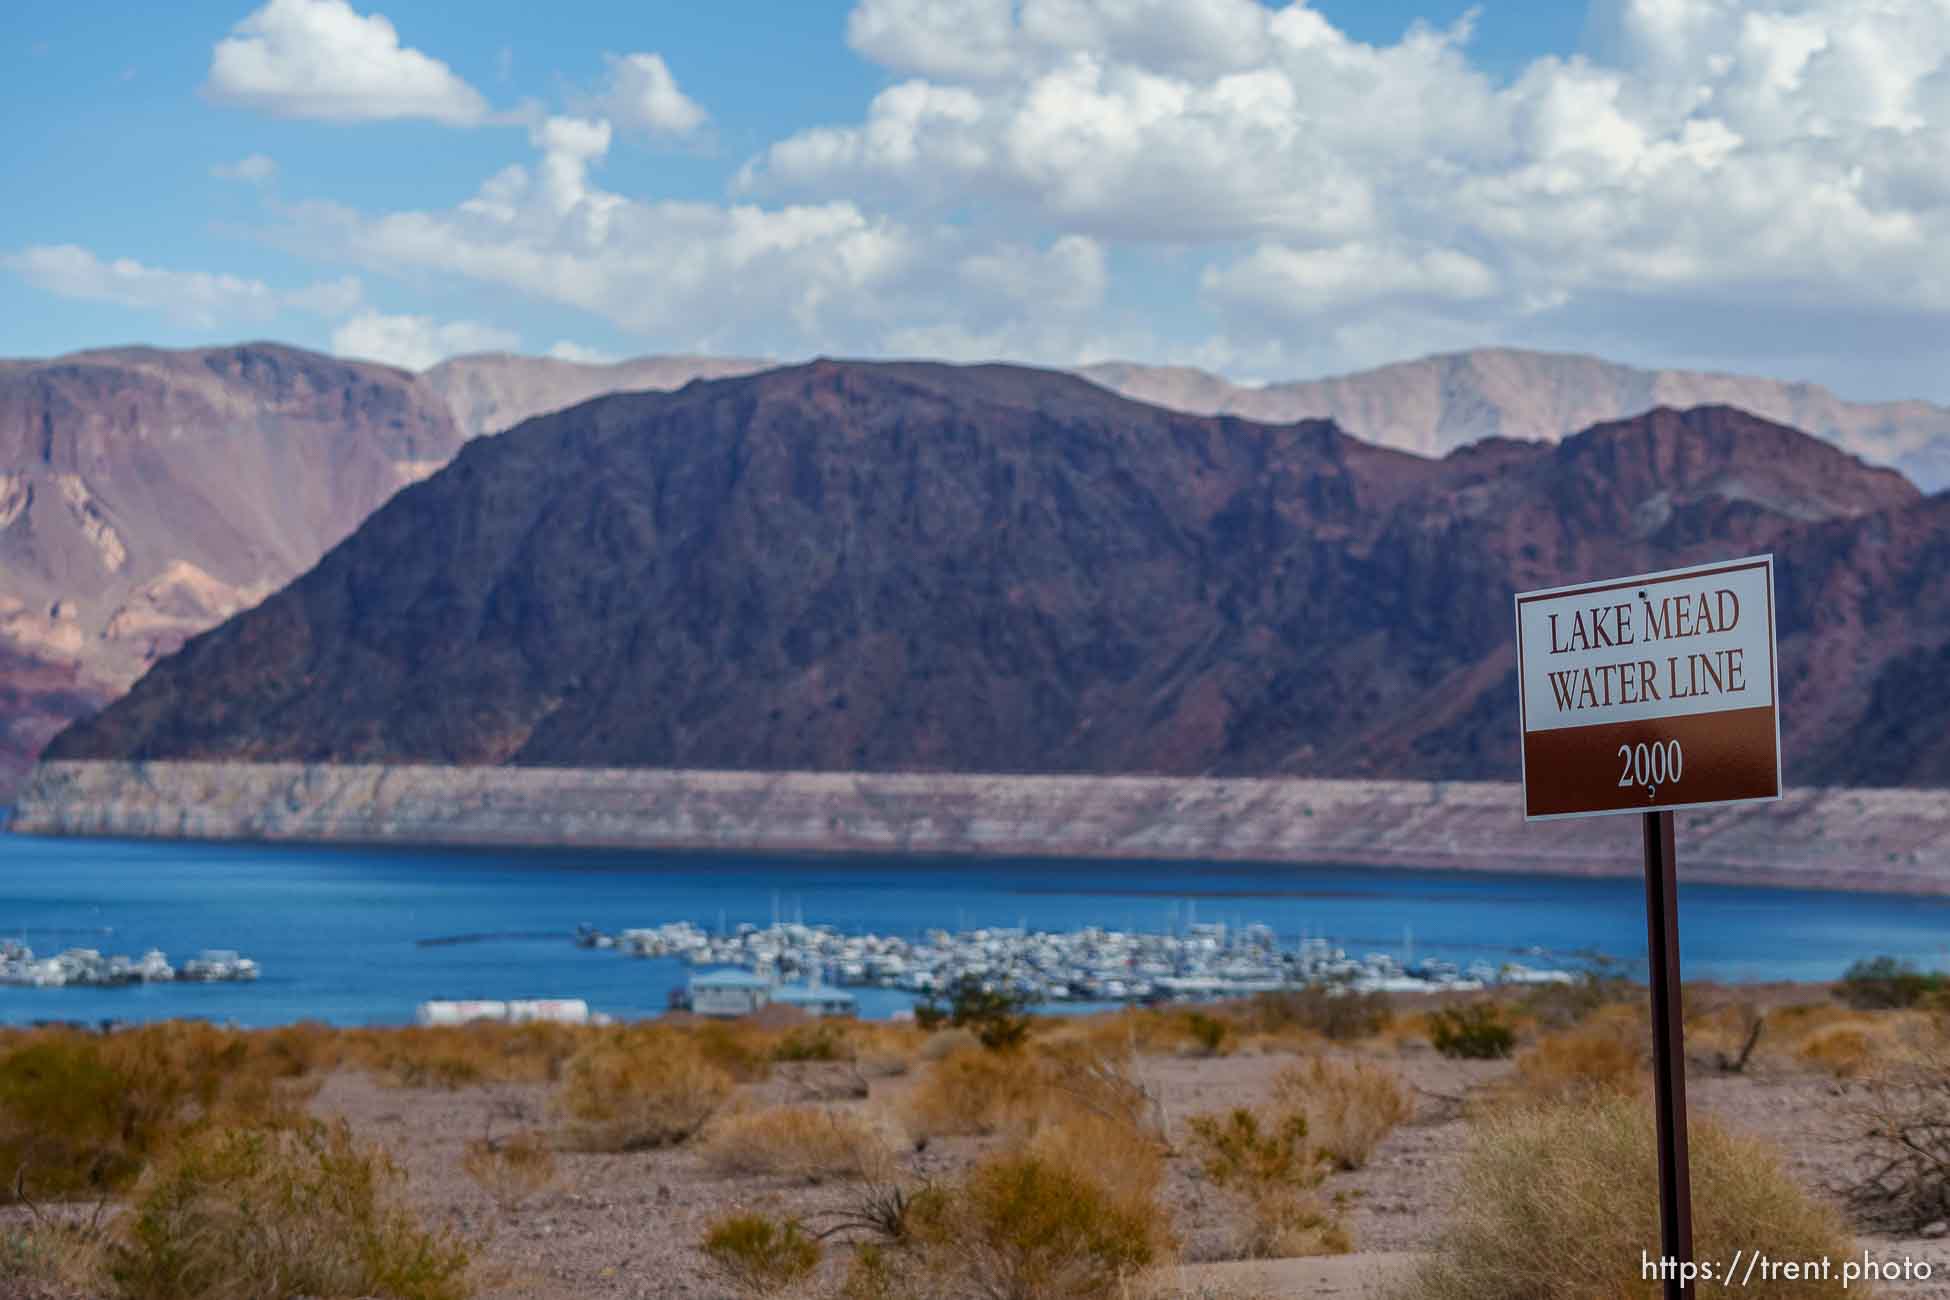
0, 343, 467, 791
43, 360, 1937, 787
1081, 349, 1950, 491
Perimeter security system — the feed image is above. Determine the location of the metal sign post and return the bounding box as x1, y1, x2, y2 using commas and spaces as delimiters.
1515, 555, 1782, 1300
1643, 808, 1693, 1298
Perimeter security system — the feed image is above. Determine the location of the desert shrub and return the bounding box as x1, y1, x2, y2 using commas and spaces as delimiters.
908, 1151, 1166, 1300
345, 1022, 582, 1090
688, 1021, 779, 1083
1182, 1107, 1345, 1260
700, 1212, 820, 1297
902, 1046, 1044, 1139
1391, 1093, 1857, 1300
1845, 1048, 1950, 1232
1502, 1017, 1646, 1106
1247, 984, 1389, 1042
1520, 972, 1634, 1030
3, 1219, 110, 1297
1182, 1012, 1231, 1057
1798, 1024, 1879, 1078
0, 1024, 314, 1203
772, 1023, 852, 1062
1838, 956, 1947, 1010
902, 1041, 1165, 1147
1686, 997, 1767, 1074
1269, 1056, 1411, 1170
1024, 1109, 1169, 1222
460, 1128, 556, 1211
1185, 1107, 1321, 1191
913, 975, 1034, 1051
699, 1105, 895, 1183
551, 1033, 733, 1151
108, 1121, 469, 1300
1428, 1003, 1516, 1059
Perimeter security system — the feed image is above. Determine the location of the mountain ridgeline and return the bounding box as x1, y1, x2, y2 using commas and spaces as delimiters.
43, 360, 1950, 785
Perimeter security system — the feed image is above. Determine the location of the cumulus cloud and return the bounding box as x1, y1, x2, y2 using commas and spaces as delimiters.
205, 0, 489, 124
285, 114, 936, 350
594, 53, 708, 136
6, 245, 278, 327
330, 311, 521, 370
734, 0, 1950, 379
212, 152, 278, 183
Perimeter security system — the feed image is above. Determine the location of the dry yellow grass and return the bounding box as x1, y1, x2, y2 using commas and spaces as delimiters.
1757, 1003, 1928, 1077
911, 1150, 1175, 1300
460, 1128, 557, 1210
1393, 1093, 1861, 1300
1268, 1056, 1411, 1171
110, 1120, 471, 1300
900, 1038, 1169, 1149
551, 1031, 734, 1151
698, 1104, 897, 1183
1493, 1009, 1649, 1108
0, 1022, 320, 1203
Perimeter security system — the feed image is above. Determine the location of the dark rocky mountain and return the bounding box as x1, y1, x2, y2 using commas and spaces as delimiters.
43, 361, 1944, 786
0, 343, 467, 793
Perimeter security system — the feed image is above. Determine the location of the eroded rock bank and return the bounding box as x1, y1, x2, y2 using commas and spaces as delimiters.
13, 760, 1950, 895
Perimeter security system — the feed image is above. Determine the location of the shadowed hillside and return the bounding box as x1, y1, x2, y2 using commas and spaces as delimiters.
43, 360, 1943, 785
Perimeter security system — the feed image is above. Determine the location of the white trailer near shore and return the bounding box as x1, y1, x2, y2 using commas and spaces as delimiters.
415, 998, 594, 1027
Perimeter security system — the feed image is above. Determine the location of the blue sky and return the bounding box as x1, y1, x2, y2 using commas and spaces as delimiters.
5, 0, 1948, 400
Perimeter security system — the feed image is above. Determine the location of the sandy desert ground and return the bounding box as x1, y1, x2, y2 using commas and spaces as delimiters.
9, 983, 1950, 1300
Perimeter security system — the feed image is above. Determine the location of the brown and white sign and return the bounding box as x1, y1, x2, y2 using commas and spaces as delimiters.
1515, 555, 1780, 821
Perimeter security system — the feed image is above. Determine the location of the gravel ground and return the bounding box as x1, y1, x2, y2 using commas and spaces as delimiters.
11, 1013, 1950, 1299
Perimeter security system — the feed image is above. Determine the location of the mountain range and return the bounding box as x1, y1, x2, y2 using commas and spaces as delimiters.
41, 361, 1950, 790
5, 340, 1949, 796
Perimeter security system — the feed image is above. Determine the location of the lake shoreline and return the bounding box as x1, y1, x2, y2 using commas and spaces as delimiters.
14, 758, 1950, 897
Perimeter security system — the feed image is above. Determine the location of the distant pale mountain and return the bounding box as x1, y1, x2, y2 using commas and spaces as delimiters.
0, 343, 466, 793
423, 353, 773, 439
1079, 349, 1950, 492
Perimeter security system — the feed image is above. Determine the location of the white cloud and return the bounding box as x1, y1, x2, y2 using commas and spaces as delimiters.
1201, 242, 1498, 320
330, 311, 521, 370
285, 115, 933, 350
211, 0, 1950, 394
545, 341, 621, 364
212, 153, 279, 183
5, 245, 280, 327
4, 245, 370, 329
205, 0, 489, 124
595, 53, 707, 136
731, 0, 1950, 379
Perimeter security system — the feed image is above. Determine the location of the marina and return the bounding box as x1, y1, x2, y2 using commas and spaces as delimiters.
0, 939, 259, 988
577, 917, 1580, 1006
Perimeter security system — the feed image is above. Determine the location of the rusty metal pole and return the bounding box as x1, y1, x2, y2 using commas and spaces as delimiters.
1643, 809, 1695, 1298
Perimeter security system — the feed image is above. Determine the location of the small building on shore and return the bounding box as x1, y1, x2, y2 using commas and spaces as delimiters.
688, 969, 776, 1017
685, 968, 858, 1019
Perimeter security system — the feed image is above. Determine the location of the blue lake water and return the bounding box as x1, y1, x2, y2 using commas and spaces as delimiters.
3, 830, 1950, 1027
